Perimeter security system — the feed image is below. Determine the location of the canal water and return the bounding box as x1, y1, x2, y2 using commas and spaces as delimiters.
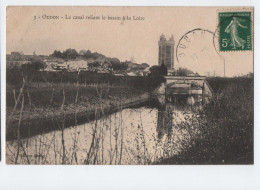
6, 104, 200, 165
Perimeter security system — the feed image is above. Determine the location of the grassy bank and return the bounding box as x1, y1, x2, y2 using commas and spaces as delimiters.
156, 77, 253, 164
7, 69, 165, 90
6, 83, 150, 141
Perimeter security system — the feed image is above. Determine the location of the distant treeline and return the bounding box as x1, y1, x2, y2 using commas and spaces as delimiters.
7, 70, 165, 91
51, 49, 106, 60
50, 48, 150, 71
206, 77, 254, 93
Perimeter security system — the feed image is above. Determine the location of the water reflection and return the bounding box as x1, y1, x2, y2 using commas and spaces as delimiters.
6, 103, 198, 165
157, 104, 173, 140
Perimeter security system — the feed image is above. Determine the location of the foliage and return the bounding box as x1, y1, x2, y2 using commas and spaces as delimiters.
158, 77, 253, 164
52, 50, 63, 58
175, 67, 194, 76
110, 58, 128, 70
21, 59, 46, 72
63, 48, 78, 59
15, 59, 46, 81
51, 49, 79, 59
51, 49, 107, 61
50, 49, 150, 71
149, 64, 167, 76
6, 69, 165, 94
88, 61, 102, 68
206, 77, 253, 93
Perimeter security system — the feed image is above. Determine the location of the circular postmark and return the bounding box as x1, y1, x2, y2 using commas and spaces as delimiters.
176, 28, 223, 76
176, 28, 215, 63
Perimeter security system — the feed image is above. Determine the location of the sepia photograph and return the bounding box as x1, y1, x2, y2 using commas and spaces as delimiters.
6, 6, 254, 165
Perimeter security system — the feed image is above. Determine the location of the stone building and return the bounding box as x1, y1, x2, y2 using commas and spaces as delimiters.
158, 34, 174, 70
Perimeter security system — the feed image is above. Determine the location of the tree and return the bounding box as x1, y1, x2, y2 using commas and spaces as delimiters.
22, 60, 45, 71
149, 65, 161, 75
175, 67, 194, 76
110, 58, 127, 70
63, 48, 78, 59
149, 64, 167, 76
160, 63, 167, 75
21, 59, 46, 81
121, 62, 128, 70
92, 52, 99, 59
52, 48, 108, 60
79, 50, 87, 56
52, 50, 63, 58
88, 61, 101, 67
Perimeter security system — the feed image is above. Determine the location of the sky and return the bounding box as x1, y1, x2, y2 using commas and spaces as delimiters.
6, 6, 254, 77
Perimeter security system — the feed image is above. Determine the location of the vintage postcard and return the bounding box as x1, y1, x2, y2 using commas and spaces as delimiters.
6, 6, 254, 165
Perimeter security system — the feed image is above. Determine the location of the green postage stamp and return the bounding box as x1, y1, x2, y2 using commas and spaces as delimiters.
219, 11, 252, 51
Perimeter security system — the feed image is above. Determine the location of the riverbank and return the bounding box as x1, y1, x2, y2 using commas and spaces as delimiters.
6, 84, 150, 141
155, 77, 254, 164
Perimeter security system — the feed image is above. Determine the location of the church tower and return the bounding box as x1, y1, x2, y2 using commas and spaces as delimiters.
158, 34, 174, 70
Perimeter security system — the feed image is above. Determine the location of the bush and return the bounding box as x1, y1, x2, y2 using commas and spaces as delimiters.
158, 77, 253, 164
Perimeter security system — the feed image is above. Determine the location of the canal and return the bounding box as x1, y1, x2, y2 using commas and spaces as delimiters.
6, 103, 201, 165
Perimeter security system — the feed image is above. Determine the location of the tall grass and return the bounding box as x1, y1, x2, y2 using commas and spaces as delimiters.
158, 77, 253, 164
6, 77, 253, 165
6, 102, 198, 165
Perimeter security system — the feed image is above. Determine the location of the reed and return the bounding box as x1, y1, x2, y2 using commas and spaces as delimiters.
6, 77, 253, 165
